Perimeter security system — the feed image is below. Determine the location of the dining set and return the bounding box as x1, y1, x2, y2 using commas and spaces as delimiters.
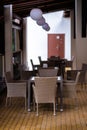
5, 57, 81, 116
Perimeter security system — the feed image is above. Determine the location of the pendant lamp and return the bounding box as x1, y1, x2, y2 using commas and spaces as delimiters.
36, 17, 45, 26
42, 23, 50, 31
30, 8, 43, 21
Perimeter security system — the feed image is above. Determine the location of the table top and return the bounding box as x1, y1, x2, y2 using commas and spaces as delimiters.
30, 76, 63, 82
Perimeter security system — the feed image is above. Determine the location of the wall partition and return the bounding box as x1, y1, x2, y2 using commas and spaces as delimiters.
26, 11, 71, 70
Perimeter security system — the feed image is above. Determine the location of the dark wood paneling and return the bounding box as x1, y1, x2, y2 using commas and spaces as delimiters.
82, 0, 87, 37
0, 21, 5, 54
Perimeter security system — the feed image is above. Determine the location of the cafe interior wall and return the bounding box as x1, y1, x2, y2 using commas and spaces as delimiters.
26, 10, 71, 70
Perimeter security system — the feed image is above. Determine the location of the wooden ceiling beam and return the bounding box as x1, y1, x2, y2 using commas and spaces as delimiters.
0, 0, 74, 19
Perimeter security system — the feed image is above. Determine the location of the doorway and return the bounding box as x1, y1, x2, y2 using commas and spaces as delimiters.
48, 34, 65, 58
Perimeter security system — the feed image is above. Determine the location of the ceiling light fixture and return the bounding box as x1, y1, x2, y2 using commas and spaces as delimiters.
36, 16, 45, 26
42, 23, 50, 31
30, 8, 43, 21
30, 8, 50, 31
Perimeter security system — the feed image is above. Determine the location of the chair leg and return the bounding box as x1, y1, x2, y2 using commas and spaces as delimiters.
6, 97, 8, 106
53, 102, 56, 116
55, 96, 58, 111
75, 97, 78, 109
33, 94, 36, 111
33, 99, 36, 111
36, 103, 38, 116
6, 97, 12, 106
9, 97, 12, 105
25, 97, 26, 110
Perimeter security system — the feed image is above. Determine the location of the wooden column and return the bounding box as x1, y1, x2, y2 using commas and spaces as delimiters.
4, 5, 13, 73
22, 18, 27, 66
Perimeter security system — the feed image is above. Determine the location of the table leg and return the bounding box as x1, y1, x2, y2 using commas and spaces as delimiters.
28, 80, 31, 111
60, 80, 63, 112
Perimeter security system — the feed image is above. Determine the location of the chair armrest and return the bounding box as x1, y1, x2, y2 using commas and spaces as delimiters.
63, 82, 76, 86
63, 80, 75, 83
7, 82, 26, 85
12, 79, 28, 83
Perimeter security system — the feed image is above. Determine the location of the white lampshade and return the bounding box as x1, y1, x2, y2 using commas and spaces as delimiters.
42, 23, 50, 31
36, 17, 45, 26
30, 8, 43, 21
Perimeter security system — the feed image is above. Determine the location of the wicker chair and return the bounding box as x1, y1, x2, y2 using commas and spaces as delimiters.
79, 63, 87, 87
30, 59, 40, 71
38, 68, 58, 77
63, 71, 80, 107
32, 77, 57, 116
67, 63, 87, 88
5, 71, 27, 109
38, 56, 48, 67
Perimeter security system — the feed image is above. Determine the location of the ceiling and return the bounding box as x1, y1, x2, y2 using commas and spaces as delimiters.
0, 0, 75, 20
